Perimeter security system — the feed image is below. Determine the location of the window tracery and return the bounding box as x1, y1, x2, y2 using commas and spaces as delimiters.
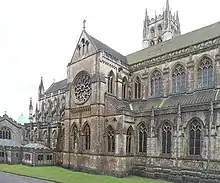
122, 77, 127, 99
74, 72, 92, 104
134, 77, 141, 99
108, 71, 114, 94
83, 124, 90, 150
172, 64, 186, 94
161, 122, 172, 154
198, 56, 213, 89
71, 124, 78, 150
0, 127, 11, 140
107, 126, 115, 153
126, 126, 133, 153
151, 70, 162, 97
189, 120, 202, 156
138, 123, 147, 153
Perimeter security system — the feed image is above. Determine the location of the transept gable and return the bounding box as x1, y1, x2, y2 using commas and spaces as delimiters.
0, 114, 22, 129
69, 30, 127, 65
69, 30, 98, 65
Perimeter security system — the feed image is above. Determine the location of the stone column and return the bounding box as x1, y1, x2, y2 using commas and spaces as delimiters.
115, 121, 123, 155
163, 66, 169, 97
187, 53, 195, 92
142, 70, 148, 100
175, 103, 182, 167
47, 123, 51, 148
30, 123, 34, 142
37, 122, 41, 141
116, 70, 123, 99
149, 107, 155, 165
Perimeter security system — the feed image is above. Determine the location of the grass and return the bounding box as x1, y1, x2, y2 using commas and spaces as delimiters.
0, 164, 168, 183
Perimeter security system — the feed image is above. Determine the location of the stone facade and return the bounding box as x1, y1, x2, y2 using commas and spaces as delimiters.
3, 0, 220, 182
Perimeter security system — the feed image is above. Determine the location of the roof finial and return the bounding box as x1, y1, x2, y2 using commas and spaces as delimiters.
83, 19, 86, 30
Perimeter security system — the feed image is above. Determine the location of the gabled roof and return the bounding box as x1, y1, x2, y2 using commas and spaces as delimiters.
45, 79, 67, 95
126, 21, 220, 64
86, 32, 127, 63
0, 114, 23, 128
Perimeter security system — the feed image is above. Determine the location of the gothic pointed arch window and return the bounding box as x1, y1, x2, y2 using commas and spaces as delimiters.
81, 38, 85, 55
158, 24, 162, 35
134, 76, 141, 99
106, 125, 115, 153
161, 122, 172, 154
122, 77, 128, 99
82, 123, 90, 150
189, 120, 202, 155
0, 127, 11, 139
150, 27, 155, 38
61, 128, 65, 150
150, 40, 155, 46
157, 37, 162, 44
51, 130, 58, 149
198, 56, 213, 89
126, 126, 133, 153
138, 123, 147, 153
151, 70, 163, 97
43, 131, 47, 146
71, 124, 78, 150
172, 64, 186, 94
108, 71, 114, 94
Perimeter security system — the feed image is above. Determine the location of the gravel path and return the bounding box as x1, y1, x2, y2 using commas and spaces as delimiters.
0, 172, 53, 183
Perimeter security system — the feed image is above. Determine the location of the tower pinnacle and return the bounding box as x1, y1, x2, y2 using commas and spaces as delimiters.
142, 0, 181, 48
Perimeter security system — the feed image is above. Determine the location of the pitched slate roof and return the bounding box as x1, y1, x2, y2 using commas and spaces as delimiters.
126, 21, 220, 64
23, 143, 49, 149
45, 79, 67, 95
0, 139, 21, 147
86, 32, 127, 63
106, 94, 131, 112
132, 89, 219, 111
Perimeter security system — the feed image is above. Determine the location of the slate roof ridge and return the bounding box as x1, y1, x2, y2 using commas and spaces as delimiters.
85, 31, 127, 63
0, 114, 23, 128
45, 78, 67, 95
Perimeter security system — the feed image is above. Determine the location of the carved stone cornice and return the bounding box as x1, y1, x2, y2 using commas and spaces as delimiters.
130, 37, 219, 72
70, 106, 91, 113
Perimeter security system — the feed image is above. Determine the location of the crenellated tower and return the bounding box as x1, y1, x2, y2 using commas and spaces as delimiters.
142, 0, 181, 48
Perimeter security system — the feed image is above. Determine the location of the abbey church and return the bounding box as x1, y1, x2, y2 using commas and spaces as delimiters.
1, 0, 220, 182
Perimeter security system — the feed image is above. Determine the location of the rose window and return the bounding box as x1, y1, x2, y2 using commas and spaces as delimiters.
74, 73, 91, 104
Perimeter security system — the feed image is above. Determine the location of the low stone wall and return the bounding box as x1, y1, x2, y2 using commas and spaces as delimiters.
62, 152, 133, 177
133, 165, 220, 183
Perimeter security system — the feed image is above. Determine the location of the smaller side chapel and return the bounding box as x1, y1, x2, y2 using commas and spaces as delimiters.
4, 0, 220, 182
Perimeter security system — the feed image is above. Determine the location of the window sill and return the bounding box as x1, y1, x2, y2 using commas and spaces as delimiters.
181, 155, 204, 160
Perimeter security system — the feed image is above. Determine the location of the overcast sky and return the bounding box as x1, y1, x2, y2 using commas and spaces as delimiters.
0, 0, 220, 121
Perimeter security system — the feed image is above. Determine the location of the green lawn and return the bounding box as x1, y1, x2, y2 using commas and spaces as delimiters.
0, 164, 168, 183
